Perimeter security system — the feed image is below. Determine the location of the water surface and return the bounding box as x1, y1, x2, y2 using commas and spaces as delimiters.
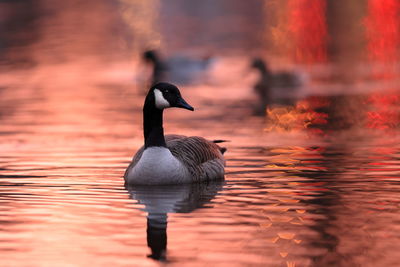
1, 61, 399, 267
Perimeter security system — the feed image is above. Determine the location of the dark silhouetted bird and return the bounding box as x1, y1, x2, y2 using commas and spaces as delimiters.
142, 49, 214, 86
251, 57, 306, 114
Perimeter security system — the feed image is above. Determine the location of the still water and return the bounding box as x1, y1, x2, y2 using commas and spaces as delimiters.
0, 60, 399, 267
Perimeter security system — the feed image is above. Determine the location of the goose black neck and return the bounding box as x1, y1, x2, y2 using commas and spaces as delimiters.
143, 104, 166, 148
257, 64, 271, 76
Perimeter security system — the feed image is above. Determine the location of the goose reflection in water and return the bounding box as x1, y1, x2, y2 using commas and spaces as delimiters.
126, 181, 224, 261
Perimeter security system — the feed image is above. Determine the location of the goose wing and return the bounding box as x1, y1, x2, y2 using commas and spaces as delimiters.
166, 135, 225, 182
167, 136, 224, 163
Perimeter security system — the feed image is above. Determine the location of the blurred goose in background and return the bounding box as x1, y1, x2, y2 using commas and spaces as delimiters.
126, 181, 224, 261
124, 82, 226, 185
143, 50, 168, 85
142, 50, 214, 86
251, 57, 306, 114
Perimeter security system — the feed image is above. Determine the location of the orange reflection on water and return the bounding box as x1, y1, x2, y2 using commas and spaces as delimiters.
264, 99, 328, 133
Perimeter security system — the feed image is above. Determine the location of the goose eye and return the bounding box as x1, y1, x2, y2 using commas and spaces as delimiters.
165, 89, 169, 93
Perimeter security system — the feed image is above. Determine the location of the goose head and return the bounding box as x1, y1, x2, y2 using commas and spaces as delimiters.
145, 82, 194, 111
251, 57, 270, 75
143, 50, 159, 64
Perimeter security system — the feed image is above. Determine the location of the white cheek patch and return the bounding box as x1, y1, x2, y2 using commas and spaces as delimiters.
154, 89, 170, 109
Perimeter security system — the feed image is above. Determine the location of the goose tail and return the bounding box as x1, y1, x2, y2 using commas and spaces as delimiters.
212, 139, 229, 144
212, 140, 228, 155
220, 147, 227, 155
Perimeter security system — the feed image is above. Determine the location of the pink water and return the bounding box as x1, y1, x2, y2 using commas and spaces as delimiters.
0, 59, 399, 267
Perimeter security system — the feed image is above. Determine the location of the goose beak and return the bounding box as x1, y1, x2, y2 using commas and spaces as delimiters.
176, 97, 194, 111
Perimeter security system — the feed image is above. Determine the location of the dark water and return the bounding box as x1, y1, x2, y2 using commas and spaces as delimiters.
1, 1, 400, 266
0, 61, 399, 267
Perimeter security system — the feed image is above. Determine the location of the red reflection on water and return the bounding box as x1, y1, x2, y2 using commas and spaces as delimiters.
364, 1, 400, 130
365, 0, 400, 78
287, 0, 327, 63
366, 92, 400, 130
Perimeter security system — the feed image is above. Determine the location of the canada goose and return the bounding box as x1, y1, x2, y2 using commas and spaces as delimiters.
124, 82, 226, 185
251, 58, 306, 114
142, 50, 213, 85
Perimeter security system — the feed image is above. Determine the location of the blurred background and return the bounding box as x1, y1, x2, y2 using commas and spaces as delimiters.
1, 0, 399, 68
1, 0, 399, 130
1, 1, 400, 266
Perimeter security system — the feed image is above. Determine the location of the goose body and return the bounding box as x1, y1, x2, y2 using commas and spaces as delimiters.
251, 58, 306, 114
124, 83, 225, 185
